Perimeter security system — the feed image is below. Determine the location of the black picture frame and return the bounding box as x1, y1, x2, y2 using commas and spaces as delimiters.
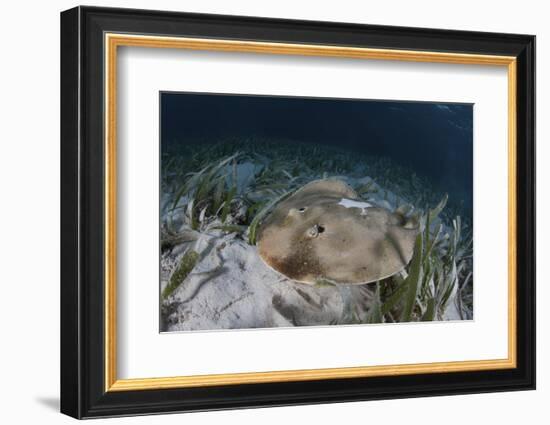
60, 5, 535, 419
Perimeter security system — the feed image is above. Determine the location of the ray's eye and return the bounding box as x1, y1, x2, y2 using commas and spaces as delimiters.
298, 207, 307, 213
307, 224, 325, 238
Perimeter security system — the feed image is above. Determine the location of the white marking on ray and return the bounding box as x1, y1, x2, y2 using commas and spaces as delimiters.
337, 198, 373, 216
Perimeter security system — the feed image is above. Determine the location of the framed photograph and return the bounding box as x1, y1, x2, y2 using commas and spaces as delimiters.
60, 6, 535, 419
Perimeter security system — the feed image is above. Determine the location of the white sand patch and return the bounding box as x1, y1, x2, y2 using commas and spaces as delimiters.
161, 234, 374, 331
338, 198, 373, 215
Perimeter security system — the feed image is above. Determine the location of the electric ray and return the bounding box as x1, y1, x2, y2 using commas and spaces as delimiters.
257, 179, 419, 285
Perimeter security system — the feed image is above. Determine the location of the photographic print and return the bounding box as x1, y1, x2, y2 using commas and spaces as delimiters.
160, 92, 473, 332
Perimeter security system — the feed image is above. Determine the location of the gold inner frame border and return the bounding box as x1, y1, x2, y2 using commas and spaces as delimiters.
104, 33, 517, 392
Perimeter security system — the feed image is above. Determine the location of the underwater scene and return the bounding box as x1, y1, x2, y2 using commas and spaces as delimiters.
160, 92, 473, 332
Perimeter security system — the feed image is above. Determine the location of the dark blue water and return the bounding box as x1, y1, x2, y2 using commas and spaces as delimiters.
161, 92, 473, 214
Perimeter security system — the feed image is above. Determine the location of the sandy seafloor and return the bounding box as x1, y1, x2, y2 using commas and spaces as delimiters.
160, 155, 468, 332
